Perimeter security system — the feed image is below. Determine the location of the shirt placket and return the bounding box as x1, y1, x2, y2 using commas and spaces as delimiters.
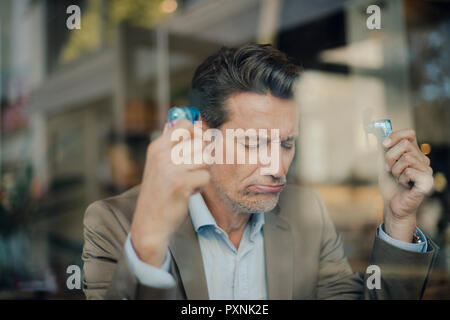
213, 219, 257, 300
234, 224, 255, 299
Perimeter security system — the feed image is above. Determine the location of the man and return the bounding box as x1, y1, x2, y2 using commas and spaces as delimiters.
82, 44, 438, 300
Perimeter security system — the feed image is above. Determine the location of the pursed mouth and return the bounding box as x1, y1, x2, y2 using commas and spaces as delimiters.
248, 184, 285, 193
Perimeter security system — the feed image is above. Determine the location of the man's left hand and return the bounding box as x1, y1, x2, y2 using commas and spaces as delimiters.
378, 128, 434, 243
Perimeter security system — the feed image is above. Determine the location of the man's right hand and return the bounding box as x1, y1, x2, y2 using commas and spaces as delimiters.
130, 120, 210, 268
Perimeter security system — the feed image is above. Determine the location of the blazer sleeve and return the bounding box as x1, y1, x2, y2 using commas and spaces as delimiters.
314, 192, 439, 300
364, 233, 439, 299
82, 200, 182, 299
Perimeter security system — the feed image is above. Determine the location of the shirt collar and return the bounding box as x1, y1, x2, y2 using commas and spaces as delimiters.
188, 193, 265, 236
188, 193, 217, 232
248, 211, 265, 242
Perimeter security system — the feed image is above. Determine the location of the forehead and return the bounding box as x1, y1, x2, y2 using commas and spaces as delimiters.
223, 92, 299, 137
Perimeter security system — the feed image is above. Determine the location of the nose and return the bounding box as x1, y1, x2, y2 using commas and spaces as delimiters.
272, 154, 288, 178
261, 148, 290, 178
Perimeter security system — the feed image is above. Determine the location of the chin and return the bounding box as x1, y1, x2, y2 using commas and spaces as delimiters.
214, 179, 280, 213
237, 193, 280, 213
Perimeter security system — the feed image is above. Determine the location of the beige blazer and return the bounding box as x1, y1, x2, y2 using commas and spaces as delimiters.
82, 184, 438, 299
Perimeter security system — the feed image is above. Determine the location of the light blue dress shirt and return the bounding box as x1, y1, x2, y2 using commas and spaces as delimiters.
125, 193, 428, 298
378, 222, 427, 252
126, 193, 267, 299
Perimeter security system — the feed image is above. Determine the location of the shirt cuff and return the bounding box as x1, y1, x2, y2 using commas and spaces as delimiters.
378, 223, 428, 253
124, 234, 176, 288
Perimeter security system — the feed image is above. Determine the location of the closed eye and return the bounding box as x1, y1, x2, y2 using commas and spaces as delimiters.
244, 144, 259, 150
281, 142, 294, 150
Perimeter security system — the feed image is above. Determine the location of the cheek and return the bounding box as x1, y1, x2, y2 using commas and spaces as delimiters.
285, 150, 295, 167
209, 164, 224, 179
209, 164, 237, 185
210, 163, 259, 190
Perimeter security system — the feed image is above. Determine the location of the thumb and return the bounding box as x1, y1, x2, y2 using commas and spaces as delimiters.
377, 142, 389, 179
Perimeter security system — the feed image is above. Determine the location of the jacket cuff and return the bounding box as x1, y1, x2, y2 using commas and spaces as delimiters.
378, 223, 427, 253
367, 234, 439, 299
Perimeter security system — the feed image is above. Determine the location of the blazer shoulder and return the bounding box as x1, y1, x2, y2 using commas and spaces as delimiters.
83, 185, 141, 238
278, 183, 327, 230
280, 184, 324, 213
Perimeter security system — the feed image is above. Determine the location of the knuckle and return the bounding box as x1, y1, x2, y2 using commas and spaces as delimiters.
404, 168, 412, 177
401, 139, 410, 149
399, 174, 406, 183
180, 186, 190, 198
406, 128, 416, 138
195, 171, 210, 187
403, 153, 413, 164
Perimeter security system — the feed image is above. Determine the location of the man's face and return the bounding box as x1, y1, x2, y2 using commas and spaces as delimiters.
207, 92, 298, 213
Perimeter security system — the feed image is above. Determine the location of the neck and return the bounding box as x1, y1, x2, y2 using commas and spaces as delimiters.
201, 184, 251, 248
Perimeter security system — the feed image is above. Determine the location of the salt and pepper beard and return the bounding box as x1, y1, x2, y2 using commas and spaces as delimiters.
209, 176, 283, 215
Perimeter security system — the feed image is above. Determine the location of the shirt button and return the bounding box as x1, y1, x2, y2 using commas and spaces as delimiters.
215, 229, 222, 234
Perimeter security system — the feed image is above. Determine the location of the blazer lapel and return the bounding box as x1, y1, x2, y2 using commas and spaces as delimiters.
263, 208, 294, 299
168, 215, 209, 300
168, 206, 295, 300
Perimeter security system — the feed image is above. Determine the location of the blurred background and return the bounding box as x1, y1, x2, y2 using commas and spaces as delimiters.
0, 0, 449, 299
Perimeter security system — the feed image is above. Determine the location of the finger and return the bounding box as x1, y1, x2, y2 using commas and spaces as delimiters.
398, 167, 434, 195
170, 119, 195, 134
179, 161, 211, 171
391, 152, 433, 179
170, 139, 210, 170
184, 169, 210, 194
385, 139, 431, 171
385, 139, 414, 170
153, 120, 195, 152
382, 128, 418, 149
407, 142, 430, 165
166, 120, 196, 146
421, 153, 431, 166
397, 169, 414, 189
